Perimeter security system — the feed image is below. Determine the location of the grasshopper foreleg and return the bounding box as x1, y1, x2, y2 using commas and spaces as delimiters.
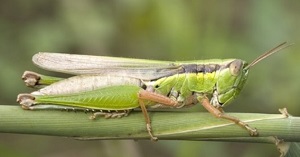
198, 96, 258, 136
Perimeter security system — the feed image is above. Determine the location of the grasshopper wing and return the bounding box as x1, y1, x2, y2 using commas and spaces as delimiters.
33, 52, 184, 80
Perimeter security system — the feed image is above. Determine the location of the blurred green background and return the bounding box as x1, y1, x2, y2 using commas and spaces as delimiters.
0, 0, 299, 157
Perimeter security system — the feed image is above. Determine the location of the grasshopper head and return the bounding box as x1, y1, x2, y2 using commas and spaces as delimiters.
215, 59, 249, 107
216, 42, 292, 107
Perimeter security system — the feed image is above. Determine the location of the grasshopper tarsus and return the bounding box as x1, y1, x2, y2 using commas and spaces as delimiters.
240, 122, 258, 137
279, 108, 290, 118
147, 123, 158, 141
250, 128, 259, 137
219, 112, 259, 136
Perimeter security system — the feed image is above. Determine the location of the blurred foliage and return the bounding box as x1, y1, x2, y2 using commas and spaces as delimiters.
0, 0, 299, 157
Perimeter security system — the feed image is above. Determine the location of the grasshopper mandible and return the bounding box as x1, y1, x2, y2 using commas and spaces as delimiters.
17, 42, 291, 140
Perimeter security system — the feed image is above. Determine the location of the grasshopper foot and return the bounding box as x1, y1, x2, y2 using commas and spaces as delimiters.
146, 123, 158, 141
244, 124, 258, 136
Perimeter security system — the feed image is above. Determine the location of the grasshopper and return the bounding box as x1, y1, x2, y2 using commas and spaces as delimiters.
17, 42, 291, 140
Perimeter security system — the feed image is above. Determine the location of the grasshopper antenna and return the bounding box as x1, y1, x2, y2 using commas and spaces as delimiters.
244, 42, 293, 70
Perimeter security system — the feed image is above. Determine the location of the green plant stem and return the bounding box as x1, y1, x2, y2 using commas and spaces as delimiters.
0, 105, 299, 143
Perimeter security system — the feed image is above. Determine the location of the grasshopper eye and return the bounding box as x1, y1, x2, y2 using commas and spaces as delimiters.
229, 60, 243, 76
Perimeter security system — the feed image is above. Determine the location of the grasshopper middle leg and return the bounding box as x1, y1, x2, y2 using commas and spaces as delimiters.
138, 89, 178, 141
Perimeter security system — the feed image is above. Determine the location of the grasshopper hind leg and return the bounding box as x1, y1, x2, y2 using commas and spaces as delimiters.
22, 71, 41, 87
90, 110, 131, 119
22, 71, 63, 88
17, 93, 36, 109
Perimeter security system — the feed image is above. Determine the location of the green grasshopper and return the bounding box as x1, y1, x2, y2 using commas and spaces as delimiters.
17, 42, 291, 140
